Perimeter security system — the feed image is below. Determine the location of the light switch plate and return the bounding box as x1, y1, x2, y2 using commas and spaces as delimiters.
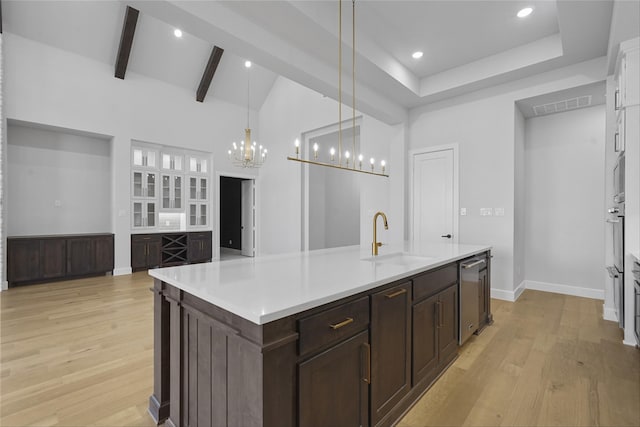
460, 208, 467, 216
495, 208, 505, 216
480, 208, 493, 216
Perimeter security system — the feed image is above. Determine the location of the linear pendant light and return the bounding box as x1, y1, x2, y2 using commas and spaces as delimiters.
287, 0, 388, 178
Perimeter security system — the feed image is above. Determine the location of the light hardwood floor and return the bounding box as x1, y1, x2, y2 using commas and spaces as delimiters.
1, 274, 638, 427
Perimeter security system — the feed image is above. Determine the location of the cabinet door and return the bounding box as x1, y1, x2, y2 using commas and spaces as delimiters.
66, 238, 94, 276
412, 293, 438, 385
371, 282, 411, 426
438, 284, 459, 363
131, 239, 149, 270
299, 330, 369, 427
7, 239, 41, 283
147, 240, 162, 268
41, 239, 66, 279
188, 232, 212, 263
94, 236, 114, 273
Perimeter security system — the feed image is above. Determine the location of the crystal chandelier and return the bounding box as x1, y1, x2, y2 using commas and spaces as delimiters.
228, 61, 267, 168
286, 0, 387, 177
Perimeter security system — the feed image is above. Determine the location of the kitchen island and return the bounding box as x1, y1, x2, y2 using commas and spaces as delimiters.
148, 242, 492, 427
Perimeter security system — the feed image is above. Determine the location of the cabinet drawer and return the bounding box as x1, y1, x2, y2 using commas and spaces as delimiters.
298, 296, 369, 356
413, 264, 458, 302
131, 233, 162, 244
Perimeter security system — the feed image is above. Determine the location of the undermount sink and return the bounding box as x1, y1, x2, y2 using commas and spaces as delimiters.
362, 252, 433, 266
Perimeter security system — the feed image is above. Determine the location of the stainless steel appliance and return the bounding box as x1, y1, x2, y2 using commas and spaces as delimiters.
607, 204, 624, 328
614, 153, 625, 203
459, 257, 485, 344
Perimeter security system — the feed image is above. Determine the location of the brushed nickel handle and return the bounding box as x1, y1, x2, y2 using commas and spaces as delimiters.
462, 259, 486, 269
362, 343, 371, 384
385, 288, 407, 299
615, 89, 620, 110
329, 317, 354, 330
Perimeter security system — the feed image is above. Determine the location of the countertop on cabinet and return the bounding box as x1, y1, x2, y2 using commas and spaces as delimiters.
149, 241, 491, 325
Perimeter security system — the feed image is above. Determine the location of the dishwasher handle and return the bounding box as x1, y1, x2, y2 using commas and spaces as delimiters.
462, 259, 486, 269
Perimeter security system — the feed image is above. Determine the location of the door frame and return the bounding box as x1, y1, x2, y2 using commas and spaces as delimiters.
300, 117, 362, 251
408, 144, 459, 244
215, 171, 259, 260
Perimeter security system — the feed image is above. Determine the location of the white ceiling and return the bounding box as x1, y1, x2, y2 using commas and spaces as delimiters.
3, 1, 625, 123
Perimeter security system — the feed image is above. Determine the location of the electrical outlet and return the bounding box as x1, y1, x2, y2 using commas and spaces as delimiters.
495, 208, 505, 216
54, 200, 62, 207
460, 208, 467, 216
229, 240, 232, 245
480, 208, 493, 216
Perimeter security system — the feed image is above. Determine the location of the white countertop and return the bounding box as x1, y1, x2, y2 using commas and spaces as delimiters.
149, 241, 491, 325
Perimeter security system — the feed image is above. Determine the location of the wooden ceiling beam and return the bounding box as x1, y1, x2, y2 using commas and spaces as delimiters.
114, 6, 139, 80
196, 46, 224, 102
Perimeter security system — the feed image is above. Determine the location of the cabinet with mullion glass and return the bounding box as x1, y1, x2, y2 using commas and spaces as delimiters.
132, 170, 158, 230
161, 174, 183, 210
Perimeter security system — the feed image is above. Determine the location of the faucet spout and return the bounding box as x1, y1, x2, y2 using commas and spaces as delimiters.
372, 211, 389, 256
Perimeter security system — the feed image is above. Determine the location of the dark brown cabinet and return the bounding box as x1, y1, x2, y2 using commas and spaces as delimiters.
131, 234, 162, 271
188, 232, 212, 263
7, 234, 114, 286
412, 265, 459, 387
299, 330, 370, 427
131, 232, 211, 271
371, 282, 412, 426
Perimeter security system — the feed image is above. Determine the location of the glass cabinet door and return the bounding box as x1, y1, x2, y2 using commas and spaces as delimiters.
162, 175, 171, 208
174, 176, 182, 209
189, 204, 197, 226
133, 202, 143, 227
133, 172, 143, 197
200, 204, 207, 226
146, 173, 156, 198
147, 202, 156, 227
190, 177, 197, 200
199, 178, 207, 200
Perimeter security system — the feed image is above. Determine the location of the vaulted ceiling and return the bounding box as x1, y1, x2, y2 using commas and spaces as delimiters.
4, 1, 620, 124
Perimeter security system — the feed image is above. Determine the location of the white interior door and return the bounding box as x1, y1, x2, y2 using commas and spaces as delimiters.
241, 179, 255, 257
412, 149, 456, 242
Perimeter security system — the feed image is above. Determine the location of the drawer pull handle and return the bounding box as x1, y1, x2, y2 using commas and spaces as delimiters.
385, 288, 407, 299
362, 343, 371, 384
329, 317, 354, 330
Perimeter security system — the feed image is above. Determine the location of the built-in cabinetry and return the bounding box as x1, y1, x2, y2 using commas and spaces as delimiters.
149, 251, 492, 427
7, 234, 114, 286
131, 143, 211, 233
131, 231, 212, 272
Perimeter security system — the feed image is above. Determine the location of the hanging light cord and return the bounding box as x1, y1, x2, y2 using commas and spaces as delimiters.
352, 0, 356, 168
246, 66, 250, 129
338, 0, 343, 165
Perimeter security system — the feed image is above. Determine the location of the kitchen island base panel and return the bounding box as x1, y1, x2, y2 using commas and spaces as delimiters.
149, 279, 298, 427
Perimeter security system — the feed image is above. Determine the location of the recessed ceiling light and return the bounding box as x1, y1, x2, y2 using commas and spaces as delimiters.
412, 51, 423, 59
517, 7, 533, 18
245, 60, 252, 68
174, 29, 183, 38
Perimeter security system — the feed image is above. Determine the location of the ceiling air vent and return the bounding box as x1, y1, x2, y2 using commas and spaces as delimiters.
533, 95, 592, 116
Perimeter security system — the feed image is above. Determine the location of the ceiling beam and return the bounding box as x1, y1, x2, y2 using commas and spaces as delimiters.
114, 6, 139, 79
196, 46, 224, 102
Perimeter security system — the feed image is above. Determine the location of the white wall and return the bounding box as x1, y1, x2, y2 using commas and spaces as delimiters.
3, 33, 257, 276
409, 57, 606, 296
7, 123, 111, 236
513, 107, 526, 294
524, 105, 606, 294
259, 77, 404, 255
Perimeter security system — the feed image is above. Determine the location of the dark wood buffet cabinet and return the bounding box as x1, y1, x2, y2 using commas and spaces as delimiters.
149, 250, 492, 427
7, 234, 114, 287
131, 231, 212, 272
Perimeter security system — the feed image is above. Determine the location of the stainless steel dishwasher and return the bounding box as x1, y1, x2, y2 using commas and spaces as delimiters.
459, 257, 485, 344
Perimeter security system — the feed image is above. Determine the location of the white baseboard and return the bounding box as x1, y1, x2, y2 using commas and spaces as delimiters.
623, 338, 638, 347
113, 267, 133, 276
602, 305, 618, 322
524, 280, 604, 300
491, 281, 526, 302
1, 281, 7, 292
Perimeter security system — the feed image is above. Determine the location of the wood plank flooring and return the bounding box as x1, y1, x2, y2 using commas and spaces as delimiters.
1, 274, 638, 426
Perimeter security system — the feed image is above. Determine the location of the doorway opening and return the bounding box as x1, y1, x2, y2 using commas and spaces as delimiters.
299, 123, 362, 251
218, 175, 256, 261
